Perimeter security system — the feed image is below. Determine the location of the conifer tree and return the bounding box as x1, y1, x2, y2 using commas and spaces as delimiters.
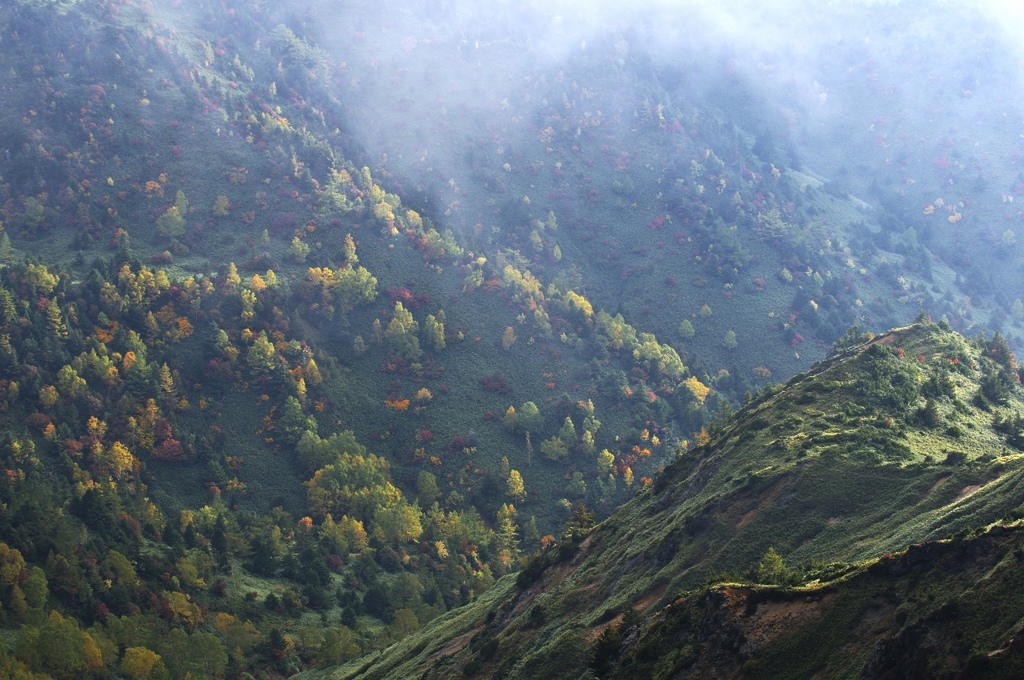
507, 469, 526, 503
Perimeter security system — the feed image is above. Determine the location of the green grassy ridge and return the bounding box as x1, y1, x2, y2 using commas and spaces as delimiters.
309, 320, 1024, 678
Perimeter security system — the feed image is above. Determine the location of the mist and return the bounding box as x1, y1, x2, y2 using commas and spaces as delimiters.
285, 2, 1018, 173
261, 0, 1024, 314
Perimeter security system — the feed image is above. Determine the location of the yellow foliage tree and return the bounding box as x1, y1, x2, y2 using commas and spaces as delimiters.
103, 441, 137, 479
684, 375, 711, 404
24, 263, 58, 295
121, 647, 161, 680
158, 363, 175, 394
15, 610, 104, 679
374, 502, 423, 545
507, 469, 526, 503
343, 233, 359, 263
320, 514, 369, 554
164, 591, 202, 628
304, 358, 322, 385
564, 290, 594, 321
86, 416, 106, 439
0, 543, 27, 587
224, 262, 241, 292
240, 288, 257, 320
46, 299, 67, 339
39, 384, 59, 409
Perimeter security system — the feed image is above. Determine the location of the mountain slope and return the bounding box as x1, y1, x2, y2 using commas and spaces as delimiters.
603, 523, 1024, 679
321, 523, 1024, 679
311, 319, 1024, 678
3, 2, 1024, 677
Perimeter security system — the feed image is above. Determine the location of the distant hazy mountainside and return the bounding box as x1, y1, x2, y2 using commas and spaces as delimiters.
312, 320, 1024, 678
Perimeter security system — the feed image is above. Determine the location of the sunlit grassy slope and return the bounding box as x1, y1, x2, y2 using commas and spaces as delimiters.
309, 319, 1024, 678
